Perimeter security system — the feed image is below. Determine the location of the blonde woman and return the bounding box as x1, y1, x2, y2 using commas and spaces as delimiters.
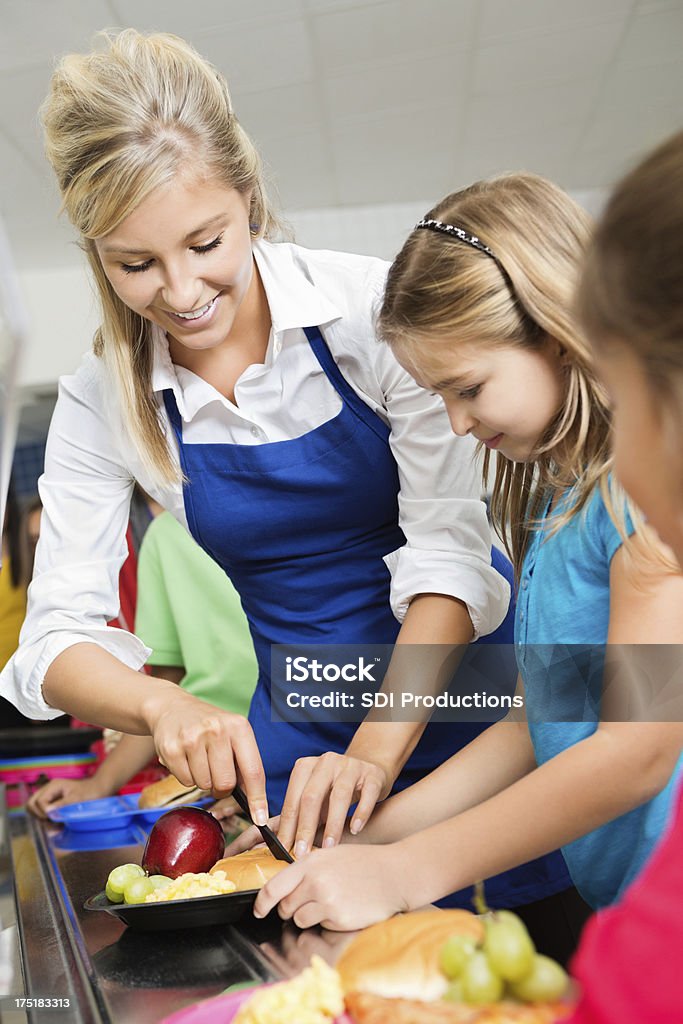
249, 175, 683, 943
0, 31, 570, 916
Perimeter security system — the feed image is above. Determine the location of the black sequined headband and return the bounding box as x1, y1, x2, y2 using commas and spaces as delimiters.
415, 217, 538, 330
415, 218, 498, 258
415, 217, 517, 292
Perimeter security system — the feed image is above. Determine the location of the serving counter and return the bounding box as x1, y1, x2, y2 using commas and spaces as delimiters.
0, 787, 352, 1024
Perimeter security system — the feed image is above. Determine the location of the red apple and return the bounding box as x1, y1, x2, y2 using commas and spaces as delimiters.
142, 807, 225, 879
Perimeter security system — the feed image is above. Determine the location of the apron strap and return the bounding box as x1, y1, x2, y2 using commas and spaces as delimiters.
304, 326, 390, 446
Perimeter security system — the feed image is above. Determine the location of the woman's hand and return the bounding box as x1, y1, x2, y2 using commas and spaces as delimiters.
27, 776, 109, 819
277, 752, 391, 858
253, 843, 410, 931
144, 690, 269, 825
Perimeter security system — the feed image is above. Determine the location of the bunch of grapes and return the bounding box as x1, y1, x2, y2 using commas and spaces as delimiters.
439, 909, 569, 1006
105, 863, 173, 904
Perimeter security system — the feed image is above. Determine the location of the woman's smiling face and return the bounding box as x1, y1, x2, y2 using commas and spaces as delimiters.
407, 338, 566, 463
95, 174, 256, 355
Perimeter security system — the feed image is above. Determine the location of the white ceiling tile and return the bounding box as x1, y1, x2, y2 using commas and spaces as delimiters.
465, 76, 603, 142
236, 82, 323, 141
598, 56, 683, 109
454, 123, 583, 189
472, 19, 626, 94
479, 0, 634, 42
0, 64, 54, 171
614, 5, 683, 66
311, 0, 477, 72
304, 0, 387, 11
329, 103, 461, 204
260, 131, 338, 209
0, 137, 78, 269
577, 104, 682, 157
635, 0, 683, 14
192, 17, 314, 95
0, 0, 114, 72
567, 137, 655, 188
322, 52, 468, 125
109, 0, 304, 35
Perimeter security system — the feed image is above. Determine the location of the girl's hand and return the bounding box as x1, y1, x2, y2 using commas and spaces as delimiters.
209, 796, 240, 823
27, 776, 109, 819
220, 815, 281, 856
277, 753, 391, 858
146, 691, 269, 826
252, 844, 410, 931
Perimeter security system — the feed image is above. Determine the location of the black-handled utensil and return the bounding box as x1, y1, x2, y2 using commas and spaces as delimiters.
231, 785, 294, 863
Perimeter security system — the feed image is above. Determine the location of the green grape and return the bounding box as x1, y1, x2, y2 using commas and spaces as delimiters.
123, 876, 155, 904
442, 979, 465, 1003
509, 955, 569, 1003
105, 880, 124, 904
106, 862, 144, 896
148, 875, 172, 890
439, 934, 479, 979
461, 951, 505, 1005
483, 918, 535, 982
488, 910, 529, 933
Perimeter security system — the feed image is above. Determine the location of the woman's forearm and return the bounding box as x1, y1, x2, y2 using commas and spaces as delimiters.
346, 593, 474, 783
354, 716, 536, 844
395, 724, 682, 909
43, 643, 185, 734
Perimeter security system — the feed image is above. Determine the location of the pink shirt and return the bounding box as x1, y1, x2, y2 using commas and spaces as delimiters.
568, 782, 683, 1023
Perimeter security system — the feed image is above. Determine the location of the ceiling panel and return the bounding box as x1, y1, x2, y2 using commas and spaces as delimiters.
472, 19, 628, 94
0, 0, 114, 72
109, 0, 305, 35
322, 51, 468, 125
330, 101, 462, 204
193, 16, 315, 95
0, 0, 681, 269
311, 0, 477, 72
479, 0, 635, 41
616, 4, 683, 64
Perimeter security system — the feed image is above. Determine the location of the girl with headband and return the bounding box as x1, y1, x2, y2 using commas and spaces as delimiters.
0, 31, 572, 922
250, 172, 683, 943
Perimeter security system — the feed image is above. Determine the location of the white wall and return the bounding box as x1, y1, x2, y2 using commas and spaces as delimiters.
17, 263, 99, 389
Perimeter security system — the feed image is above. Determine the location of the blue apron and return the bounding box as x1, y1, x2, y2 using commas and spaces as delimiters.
163, 324, 570, 908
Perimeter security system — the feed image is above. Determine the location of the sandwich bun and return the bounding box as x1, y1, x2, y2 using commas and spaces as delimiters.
337, 909, 484, 1002
345, 990, 573, 1023
137, 774, 204, 809
210, 847, 289, 891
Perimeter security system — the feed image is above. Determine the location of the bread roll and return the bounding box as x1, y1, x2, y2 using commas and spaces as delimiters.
210, 847, 289, 891
337, 909, 484, 1002
345, 991, 572, 1023
137, 774, 202, 809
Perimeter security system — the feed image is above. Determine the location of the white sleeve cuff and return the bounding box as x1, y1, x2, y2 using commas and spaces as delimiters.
1, 628, 152, 720
383, 546, 511, 641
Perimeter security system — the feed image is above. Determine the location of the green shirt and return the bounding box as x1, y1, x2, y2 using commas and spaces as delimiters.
134, 512, 257, 716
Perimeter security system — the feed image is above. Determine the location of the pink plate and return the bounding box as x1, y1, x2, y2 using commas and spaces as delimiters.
160, 983, 352, 1024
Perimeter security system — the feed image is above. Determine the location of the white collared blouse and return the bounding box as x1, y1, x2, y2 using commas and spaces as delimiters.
2, 240, 509, 719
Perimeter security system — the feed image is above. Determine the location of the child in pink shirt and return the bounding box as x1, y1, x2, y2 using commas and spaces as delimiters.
570, 127, 683, 1023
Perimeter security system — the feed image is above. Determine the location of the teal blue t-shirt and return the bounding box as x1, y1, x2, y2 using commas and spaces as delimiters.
515, 484, 682, 909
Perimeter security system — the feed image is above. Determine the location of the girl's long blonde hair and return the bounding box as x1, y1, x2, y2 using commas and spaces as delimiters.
378, 174, 623, 578
41, 29, 282, 483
